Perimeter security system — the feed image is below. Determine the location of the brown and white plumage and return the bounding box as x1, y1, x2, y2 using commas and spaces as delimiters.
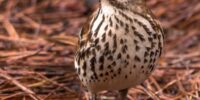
75, 0, 164, 99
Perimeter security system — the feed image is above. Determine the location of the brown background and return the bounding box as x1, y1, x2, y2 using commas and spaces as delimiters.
0, 0, 200, 99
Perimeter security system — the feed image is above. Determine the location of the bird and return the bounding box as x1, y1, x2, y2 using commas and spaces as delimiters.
74, 0, 164, 99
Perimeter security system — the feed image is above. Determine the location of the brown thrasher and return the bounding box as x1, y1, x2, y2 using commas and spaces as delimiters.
75, 0, 164, 99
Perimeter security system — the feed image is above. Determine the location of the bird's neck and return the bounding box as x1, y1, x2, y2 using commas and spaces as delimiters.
100, 0, 146, 10
99, 0, 147, 16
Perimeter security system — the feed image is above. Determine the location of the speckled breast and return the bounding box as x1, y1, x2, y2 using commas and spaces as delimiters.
75, 6, 164, 93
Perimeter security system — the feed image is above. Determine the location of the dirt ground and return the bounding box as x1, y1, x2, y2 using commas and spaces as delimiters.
0, 0, 200, 100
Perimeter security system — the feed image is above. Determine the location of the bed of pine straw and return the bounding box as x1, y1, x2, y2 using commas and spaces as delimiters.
0, 0, 200, 100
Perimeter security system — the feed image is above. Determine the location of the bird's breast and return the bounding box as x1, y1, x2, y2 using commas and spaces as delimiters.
74, 8, 164, 93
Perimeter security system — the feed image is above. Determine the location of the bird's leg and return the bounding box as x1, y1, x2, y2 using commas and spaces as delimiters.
119, 88, 128, 100
90, 93, 98, 100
